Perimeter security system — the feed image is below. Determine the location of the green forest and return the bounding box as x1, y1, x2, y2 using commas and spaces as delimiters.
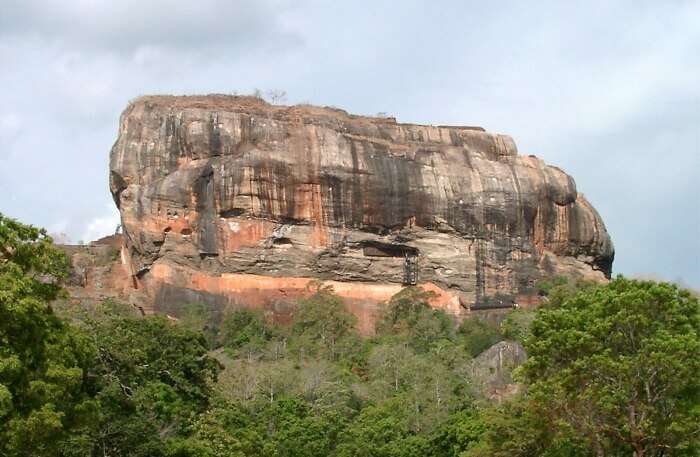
1, 213, 698, 457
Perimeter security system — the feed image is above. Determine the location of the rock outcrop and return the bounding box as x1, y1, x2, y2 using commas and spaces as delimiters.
59, 235, 138, 307
109, 95, 613, 333
469, 340, 528, 401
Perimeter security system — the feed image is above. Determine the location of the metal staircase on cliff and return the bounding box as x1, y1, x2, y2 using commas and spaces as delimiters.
403, 254, 418, 285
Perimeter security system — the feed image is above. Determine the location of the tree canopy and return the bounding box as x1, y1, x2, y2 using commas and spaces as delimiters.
0, 213, 98, 456
2, 213, 698, 456
521, 277, 700, 456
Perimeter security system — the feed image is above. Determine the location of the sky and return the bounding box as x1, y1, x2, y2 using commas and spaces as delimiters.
0, 0, 698, 287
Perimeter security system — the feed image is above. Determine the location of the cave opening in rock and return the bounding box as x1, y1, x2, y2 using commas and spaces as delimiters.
358, 240, 419, 285
220, 208, 246, 218
272, 237, 293, 246
360, 240, 419, 258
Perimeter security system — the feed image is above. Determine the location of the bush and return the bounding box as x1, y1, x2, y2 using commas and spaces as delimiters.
457, 318, 503, 357
499, 310, 535, 343
290, 284, 357, 362
220, 309, 273, 359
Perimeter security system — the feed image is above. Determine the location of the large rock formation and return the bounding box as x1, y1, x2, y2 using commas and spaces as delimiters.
109, 95, 613, 333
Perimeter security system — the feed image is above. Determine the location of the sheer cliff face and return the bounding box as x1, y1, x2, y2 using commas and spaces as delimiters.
110, 95, 613, 331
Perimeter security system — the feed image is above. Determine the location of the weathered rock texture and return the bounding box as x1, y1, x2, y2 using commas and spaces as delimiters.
109, 95, 613, 332
469, 340, 528, 401
59, 235, 141, 309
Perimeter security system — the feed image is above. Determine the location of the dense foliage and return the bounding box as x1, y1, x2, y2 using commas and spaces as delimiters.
0, 213, 98, 456
1, 213, 698, 456
521, 278, 700, 456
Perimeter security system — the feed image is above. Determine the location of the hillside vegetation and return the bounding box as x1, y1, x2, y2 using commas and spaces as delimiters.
1, 213, 698, 457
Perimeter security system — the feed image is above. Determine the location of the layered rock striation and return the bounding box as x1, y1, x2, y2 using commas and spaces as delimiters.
109, 95, 613, 332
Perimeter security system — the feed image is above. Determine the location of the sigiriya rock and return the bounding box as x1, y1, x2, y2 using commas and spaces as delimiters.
97, 95, 613, 333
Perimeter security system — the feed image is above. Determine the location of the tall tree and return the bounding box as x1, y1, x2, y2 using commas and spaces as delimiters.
89, 315, 220, 456
521, 277, 700, 456
291, 284, 358, 361
0, 213, 99, 456
376, 286, 453, 353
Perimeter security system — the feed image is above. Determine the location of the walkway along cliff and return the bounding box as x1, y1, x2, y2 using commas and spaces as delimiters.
104, 95, 613, 333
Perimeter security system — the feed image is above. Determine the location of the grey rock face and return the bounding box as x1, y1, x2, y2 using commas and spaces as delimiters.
108, 95, 613, 325
469, 340, 528, 401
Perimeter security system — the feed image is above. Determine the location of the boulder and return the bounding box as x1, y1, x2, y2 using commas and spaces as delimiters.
468, 340, 528, 401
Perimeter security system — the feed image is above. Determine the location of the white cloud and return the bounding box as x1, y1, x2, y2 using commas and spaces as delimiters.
81, 206, 121, 244
0, 0, 303, 54
0, 113, 22, 156
46, 219, 71, 244
0, 113, 21, 133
